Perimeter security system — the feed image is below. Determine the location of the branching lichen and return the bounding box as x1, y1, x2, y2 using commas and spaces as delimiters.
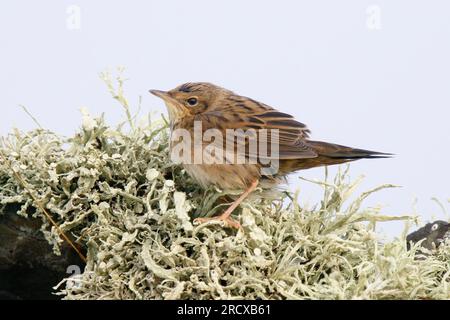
0, 72, 448, 300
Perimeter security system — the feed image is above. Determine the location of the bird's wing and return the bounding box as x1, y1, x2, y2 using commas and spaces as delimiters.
249, 110, 316, 159
197, 106, 317, 160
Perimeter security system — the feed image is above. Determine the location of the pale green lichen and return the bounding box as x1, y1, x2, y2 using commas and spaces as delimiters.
0, 71, 448, 300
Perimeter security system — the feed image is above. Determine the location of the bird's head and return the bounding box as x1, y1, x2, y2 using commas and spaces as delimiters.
150, 82, 229, 122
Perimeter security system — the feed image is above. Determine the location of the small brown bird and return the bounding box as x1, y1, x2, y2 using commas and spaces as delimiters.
150, 83, 390, 228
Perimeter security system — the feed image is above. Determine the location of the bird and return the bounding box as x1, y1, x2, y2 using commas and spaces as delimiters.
150, 82, 391, 228
406, 220, 450, 251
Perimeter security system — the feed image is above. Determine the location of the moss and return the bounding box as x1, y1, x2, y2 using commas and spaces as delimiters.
0, 72, 448, 300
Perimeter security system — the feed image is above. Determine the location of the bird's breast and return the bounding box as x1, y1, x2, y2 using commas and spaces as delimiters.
169, 119, 278, 190
184, 163, 266, 191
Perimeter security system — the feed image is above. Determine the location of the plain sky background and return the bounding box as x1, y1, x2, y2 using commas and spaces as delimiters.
1, 1, 449, 238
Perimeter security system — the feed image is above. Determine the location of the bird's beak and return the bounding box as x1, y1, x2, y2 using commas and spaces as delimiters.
149, 89, 180, 106
149, 89, 170, 100
149, 89, 187, 120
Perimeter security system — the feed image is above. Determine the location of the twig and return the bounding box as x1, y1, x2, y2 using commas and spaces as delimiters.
19, 105, 43, 129
0, 149, 87, 263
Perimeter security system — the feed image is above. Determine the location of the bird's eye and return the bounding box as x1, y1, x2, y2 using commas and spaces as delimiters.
186, 97, 198, 106
431, 224, 439, 231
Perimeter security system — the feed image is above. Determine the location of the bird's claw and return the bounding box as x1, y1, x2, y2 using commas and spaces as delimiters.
193, 216, 242, 229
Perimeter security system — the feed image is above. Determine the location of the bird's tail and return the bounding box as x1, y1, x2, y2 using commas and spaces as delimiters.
285, 140, 392, 171
307, 140, 392, 160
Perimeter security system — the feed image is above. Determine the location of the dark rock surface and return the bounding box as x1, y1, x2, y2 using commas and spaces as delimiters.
0, 204, 85, 300
406, 220, 450, 255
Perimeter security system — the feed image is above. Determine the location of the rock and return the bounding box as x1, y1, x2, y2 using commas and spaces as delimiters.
406, 220, 450, 251
0, 204, 85, 300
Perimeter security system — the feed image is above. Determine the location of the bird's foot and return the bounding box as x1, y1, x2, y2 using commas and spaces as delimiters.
193, 215, 241, 229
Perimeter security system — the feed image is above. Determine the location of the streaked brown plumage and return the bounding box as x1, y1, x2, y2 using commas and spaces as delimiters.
150, 82, 390, 228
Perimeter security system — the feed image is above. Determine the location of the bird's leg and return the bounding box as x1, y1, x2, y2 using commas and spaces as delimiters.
194, 180, 259, 229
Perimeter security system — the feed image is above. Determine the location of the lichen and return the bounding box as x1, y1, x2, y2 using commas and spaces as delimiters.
0, 72, 448, 300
